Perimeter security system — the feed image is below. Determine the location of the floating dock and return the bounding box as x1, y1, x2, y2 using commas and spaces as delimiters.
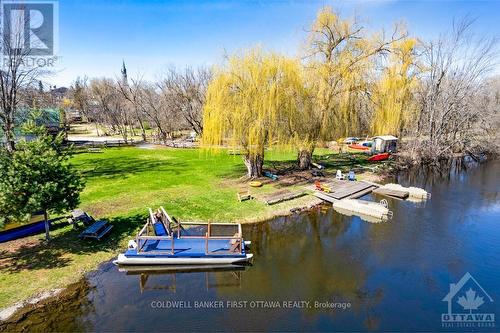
372, 187, 409, 199
310, 180, 378, 202
378, 183, 431, 200
310, 179, 429, 221
332, 199, 393, 221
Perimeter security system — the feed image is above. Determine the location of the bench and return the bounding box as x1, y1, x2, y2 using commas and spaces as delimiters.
79, 220, 113, 240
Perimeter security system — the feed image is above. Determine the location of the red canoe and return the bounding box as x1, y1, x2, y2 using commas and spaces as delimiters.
368, 153, 390, 162
348, 144, 370, 151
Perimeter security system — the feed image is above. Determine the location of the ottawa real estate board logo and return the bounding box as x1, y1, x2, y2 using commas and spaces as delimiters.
1, 0, 58, 68
441, 272, 495, 329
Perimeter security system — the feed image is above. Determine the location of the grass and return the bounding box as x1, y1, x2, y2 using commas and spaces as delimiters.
0, 146, 373, 310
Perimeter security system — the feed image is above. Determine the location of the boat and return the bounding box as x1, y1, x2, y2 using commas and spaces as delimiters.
348, 144, 370, 151
114, 207, 253, 266
0, 220, 49, 243
343, 137, 359, 144
368, 153, 390, 162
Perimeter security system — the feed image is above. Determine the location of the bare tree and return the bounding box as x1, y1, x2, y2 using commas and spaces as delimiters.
408, 18, 499, 164
90, 78, 131, 142
158, 66, 211, 136
70, 77, 91, 119
0, 12, 48, 152
117, 76, 148, 141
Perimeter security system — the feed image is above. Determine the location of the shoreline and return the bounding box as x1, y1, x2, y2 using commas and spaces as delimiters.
0, 155, 391, 324
0, 193, 328, 323
0, 289, 64, 323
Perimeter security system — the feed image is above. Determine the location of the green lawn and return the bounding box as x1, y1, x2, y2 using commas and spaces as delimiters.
0, 146, 372, 310
71, 146, 329, 222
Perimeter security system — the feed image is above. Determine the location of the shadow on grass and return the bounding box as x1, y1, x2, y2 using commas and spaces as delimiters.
0, 214, 145, 273
77, 156, 188, 180
265, 153, 370, 174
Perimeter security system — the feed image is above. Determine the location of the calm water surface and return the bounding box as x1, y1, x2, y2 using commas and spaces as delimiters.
3, 161, 500, 332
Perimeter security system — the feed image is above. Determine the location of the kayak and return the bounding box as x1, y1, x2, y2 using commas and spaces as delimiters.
348, 144, 370, 151
0, 221, 48, 243
368, 153, 390, 162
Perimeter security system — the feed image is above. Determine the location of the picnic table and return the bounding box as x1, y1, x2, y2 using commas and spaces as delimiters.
78, 220, 113, 240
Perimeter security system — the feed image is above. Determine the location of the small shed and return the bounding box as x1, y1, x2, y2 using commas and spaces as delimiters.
371, 135, 398, 153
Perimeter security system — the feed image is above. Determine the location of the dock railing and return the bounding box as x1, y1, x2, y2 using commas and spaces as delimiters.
135, 213, 243, 255
205, 222, 243, 255
136, 216, 176, 255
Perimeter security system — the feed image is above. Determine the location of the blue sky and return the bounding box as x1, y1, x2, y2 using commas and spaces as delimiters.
50, 0, 500, 87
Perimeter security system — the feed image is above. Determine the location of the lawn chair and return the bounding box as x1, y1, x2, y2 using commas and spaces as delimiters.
314, 181, 331, 193
348, 170, 356, 181
315, 180, 322, 191
229, 233, 242, 253
336, 170, 345, 180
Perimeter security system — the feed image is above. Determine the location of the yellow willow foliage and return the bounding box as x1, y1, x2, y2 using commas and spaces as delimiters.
202, 49, 305, 156
371, 38, 418, 136
305, 7, 374, 141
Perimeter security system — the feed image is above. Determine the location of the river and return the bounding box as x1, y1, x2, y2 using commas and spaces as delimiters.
2, 161, 499, 332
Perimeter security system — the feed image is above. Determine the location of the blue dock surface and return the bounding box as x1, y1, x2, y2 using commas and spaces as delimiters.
127, 238, 246, 258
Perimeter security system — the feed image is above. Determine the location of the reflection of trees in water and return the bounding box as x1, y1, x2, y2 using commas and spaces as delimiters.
397, 159, 497, 190
355, 289, 384, 331
370, 160, 499, 274
0, 279, 94, 332
236, 207, 384, 329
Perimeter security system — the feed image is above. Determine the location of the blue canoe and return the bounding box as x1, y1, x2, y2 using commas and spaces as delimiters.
0, 220, 51, 243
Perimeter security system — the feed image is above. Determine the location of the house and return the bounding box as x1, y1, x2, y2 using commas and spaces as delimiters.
371, 135, 398, 154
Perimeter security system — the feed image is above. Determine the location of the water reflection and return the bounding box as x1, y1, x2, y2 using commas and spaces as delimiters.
2, 161, 499, 332
119, 265, 247, 293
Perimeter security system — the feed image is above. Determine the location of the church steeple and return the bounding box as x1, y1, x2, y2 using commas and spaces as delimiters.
121, 60, 128, 85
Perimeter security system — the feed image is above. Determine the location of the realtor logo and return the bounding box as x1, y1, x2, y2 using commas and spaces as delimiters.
1, 0, 58, 67
441, 272, 495, 328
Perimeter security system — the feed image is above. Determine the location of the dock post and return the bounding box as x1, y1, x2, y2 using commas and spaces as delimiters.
171, 235, 174, 255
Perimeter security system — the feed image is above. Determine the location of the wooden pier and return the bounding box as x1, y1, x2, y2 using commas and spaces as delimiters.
261, 190, 306, 205
310, 179, 430, 203
311, 180, 378, 203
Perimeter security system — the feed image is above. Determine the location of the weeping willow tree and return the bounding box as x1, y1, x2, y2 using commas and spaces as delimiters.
371, 38, 419, 136
295, 7, 406, 169
202, 49, 304, 178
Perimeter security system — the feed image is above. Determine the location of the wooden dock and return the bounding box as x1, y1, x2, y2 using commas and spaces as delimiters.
261, 190, 306, 205
311, 180, 378, 203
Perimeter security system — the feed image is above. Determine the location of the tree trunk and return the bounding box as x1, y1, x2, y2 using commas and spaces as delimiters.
2, 118, 15, 153
44, 210, 50, 241
95, 123, 100, 137
298, 149, 313, 170
137, 118, 147, 142
243, 152, 264, 178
